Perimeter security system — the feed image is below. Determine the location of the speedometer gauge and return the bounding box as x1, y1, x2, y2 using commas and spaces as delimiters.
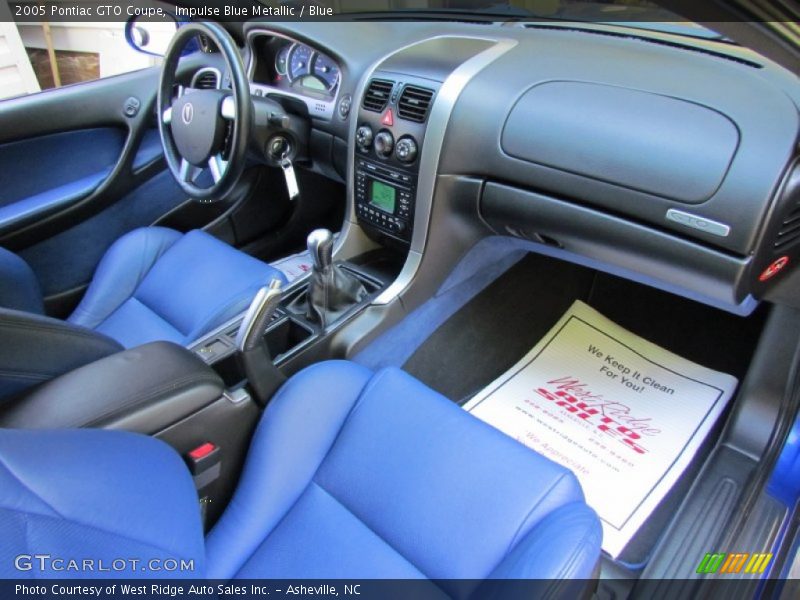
274, 45, 290, 77
288, 44, 313, 81
312, 54, 340, 91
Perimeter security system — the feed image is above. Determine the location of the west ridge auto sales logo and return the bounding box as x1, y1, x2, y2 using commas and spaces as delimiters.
535, 376, 662, 455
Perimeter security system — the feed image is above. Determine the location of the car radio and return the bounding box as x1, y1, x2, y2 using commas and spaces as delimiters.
355, 159, 414, 242
352, 75, 438, 245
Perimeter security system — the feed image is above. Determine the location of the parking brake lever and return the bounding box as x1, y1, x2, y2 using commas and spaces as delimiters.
235, 278, 286, 404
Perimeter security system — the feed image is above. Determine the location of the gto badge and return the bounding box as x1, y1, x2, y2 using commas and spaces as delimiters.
181, 102, 194, 125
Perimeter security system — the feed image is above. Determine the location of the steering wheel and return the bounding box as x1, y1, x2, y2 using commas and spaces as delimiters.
158, 22, 251, 200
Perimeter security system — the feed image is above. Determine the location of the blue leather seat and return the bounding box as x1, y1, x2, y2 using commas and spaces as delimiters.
0, 227, 286, 348
0, 361, 602, 583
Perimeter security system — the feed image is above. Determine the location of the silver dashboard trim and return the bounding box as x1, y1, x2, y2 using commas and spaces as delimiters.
666, 209, 731, 238
362, 36, 518, 305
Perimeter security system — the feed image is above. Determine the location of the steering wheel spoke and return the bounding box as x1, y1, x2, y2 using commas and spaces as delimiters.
179, 159, 202, 184
208, 154, 228, 183
161, 84, 189, 125
221, 95, 236, 120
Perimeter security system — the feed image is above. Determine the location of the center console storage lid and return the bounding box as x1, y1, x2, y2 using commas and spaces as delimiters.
0, 341, 224, 433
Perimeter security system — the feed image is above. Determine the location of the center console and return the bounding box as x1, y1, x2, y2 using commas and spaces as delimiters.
189, 255, 391, 385
353, 76, 439, 246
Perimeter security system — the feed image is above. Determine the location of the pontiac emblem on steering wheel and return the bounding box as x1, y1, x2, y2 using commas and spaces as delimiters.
181, 102, 194, 124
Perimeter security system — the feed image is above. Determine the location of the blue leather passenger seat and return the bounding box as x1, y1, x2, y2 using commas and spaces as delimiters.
0, 227, 287, 348
0, 361, 602, 583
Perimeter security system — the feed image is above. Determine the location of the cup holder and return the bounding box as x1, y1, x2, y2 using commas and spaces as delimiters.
264, 317, 314, 359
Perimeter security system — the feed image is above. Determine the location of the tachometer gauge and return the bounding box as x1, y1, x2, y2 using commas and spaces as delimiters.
274, 45, 290, 77
312, 54, 340, 92
288, 44, 314, 81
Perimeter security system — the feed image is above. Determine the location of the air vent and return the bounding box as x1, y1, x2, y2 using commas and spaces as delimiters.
192, 69, 219, 90
362, 79, 393, 112
774, 199, 800, 250
398, 85, 434, 123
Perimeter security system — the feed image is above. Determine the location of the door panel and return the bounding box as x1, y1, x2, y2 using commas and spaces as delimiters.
0, 66, 170, 248
0, 56, 215, 308
0, 127, 126, 234
19, 170, 185, 300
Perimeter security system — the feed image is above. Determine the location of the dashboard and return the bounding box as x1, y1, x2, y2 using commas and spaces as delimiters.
236, 20, 800, 313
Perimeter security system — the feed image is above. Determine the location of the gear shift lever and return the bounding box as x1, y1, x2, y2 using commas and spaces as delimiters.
307, 228, 334, 271
304, 229, 367, 327
235, 278, 286, 404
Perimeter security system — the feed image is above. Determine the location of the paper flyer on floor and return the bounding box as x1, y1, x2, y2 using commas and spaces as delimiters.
464, 300, 738, 558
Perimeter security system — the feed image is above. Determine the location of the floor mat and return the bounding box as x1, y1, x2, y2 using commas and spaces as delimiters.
403, 253, 766, 401
402, 254, 596, 402
401, 251, 767, 565
463, 300, 738, 559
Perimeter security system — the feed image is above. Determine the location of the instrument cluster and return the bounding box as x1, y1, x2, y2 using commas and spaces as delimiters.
250, 35, 341, 99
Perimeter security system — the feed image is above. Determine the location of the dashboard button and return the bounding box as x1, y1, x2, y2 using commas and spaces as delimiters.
338, 94, 353, 120
395, 136, 418, 164
374, 130, 394, 158
356, 125, 373, 150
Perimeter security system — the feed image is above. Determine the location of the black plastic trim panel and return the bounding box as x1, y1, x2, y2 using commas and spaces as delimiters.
480, 182, 751, 306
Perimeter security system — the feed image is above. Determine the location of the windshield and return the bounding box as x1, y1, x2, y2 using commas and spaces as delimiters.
295, 0, 725, 40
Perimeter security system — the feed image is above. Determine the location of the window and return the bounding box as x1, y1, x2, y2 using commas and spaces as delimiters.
1, 19, 173, 101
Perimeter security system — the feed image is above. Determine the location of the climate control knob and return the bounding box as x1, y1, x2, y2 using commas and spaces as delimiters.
374, 130, 394, 158
395, 136, 418, 163
356, 125, 373, 150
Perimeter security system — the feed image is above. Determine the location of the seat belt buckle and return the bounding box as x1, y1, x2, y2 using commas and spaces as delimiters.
185, 442, 221, 485
185, 442, 222, 525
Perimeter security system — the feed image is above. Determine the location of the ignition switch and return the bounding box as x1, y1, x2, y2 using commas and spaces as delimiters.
267, 135, 291, 160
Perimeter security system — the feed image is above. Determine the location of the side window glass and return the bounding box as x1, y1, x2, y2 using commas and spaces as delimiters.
1, 18, 174, 101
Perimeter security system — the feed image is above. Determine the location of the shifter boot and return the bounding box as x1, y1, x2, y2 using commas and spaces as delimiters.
306, 263, 367, 327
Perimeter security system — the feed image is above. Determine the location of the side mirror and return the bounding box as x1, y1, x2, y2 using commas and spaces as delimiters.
125, 14, 179, 57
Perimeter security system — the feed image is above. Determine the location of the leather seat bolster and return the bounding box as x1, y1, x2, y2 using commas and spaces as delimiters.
487, 501, 603, 580
0, 341, 223, 433
0, 247, 44, 314
0, 359, 602, 583
68, 227, 183, 331
206, 360, 373, 579
0, 308, 123, 403
0, 429, 205, 578
68, 227, 288, 349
